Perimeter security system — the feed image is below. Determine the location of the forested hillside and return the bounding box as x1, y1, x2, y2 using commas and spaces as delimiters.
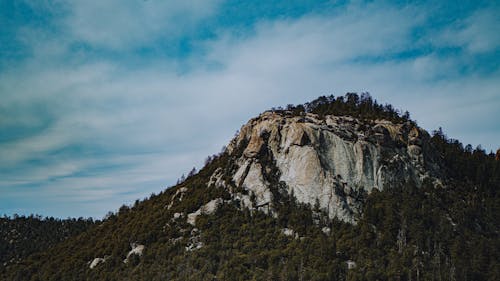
0, 215, 96, 268
1, 94, 498, 281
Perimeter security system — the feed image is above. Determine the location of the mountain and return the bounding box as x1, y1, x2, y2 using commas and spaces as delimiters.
1, 94, 499, 281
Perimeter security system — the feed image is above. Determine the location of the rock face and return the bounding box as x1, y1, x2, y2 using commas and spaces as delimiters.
89, 257, 105, 269
123, 243, 145, 263
281, 228, 296, 237
220, 111, 442, 223
187, 198, 224, 226
166, 187, 188, 210
232, 160, 273, 212
347, 260, 357, 270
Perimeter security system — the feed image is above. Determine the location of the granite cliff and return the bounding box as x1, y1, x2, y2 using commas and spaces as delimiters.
208, 111, 444, 223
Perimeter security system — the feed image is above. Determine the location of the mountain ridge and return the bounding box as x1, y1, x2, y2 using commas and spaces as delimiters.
1, 93, 498, 281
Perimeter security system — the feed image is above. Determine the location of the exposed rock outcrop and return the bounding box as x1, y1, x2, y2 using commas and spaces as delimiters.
232, 159, 273, 212
220, 111, 442, 223
281, 228, 300, 239
207, 168, 226, 188
166, 187, 188, 210
322, 227, 331, 235
123, 243, 145, 263
185, 228, 203, 252
187, 198, 224, 226
89, 257, 106, 269
347, 260, 357, 270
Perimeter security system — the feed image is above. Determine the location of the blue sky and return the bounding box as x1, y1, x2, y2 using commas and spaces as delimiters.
1, 0, 499, 219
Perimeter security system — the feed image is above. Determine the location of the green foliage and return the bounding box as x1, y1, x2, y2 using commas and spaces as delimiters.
276, 93, 414, 125
0, 215, 95, 269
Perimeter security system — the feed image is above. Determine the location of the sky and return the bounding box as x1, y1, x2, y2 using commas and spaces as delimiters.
1, 0, 499, 219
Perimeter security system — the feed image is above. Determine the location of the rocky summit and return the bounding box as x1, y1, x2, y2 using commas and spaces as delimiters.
217, 111, 444, 223
1, 94, 498, 281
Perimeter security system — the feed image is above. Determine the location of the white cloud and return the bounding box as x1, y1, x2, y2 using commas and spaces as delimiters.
209, 4, 423, 70
434, 7, 500, 54
65, 0, 221, 49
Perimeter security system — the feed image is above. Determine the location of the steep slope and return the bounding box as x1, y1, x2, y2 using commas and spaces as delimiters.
2, 94, 498, 281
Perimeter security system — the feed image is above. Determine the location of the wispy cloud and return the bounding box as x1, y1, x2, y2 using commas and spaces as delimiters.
435, 8, 500, 54
64, 0, 221, 49
1, 1, 498, 218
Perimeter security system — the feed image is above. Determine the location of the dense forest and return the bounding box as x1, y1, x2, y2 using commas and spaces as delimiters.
1, 93, 498, 280
0, 215, 96, 268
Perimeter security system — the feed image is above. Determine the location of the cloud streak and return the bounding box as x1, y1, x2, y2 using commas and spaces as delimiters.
65, 0, 221, 49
